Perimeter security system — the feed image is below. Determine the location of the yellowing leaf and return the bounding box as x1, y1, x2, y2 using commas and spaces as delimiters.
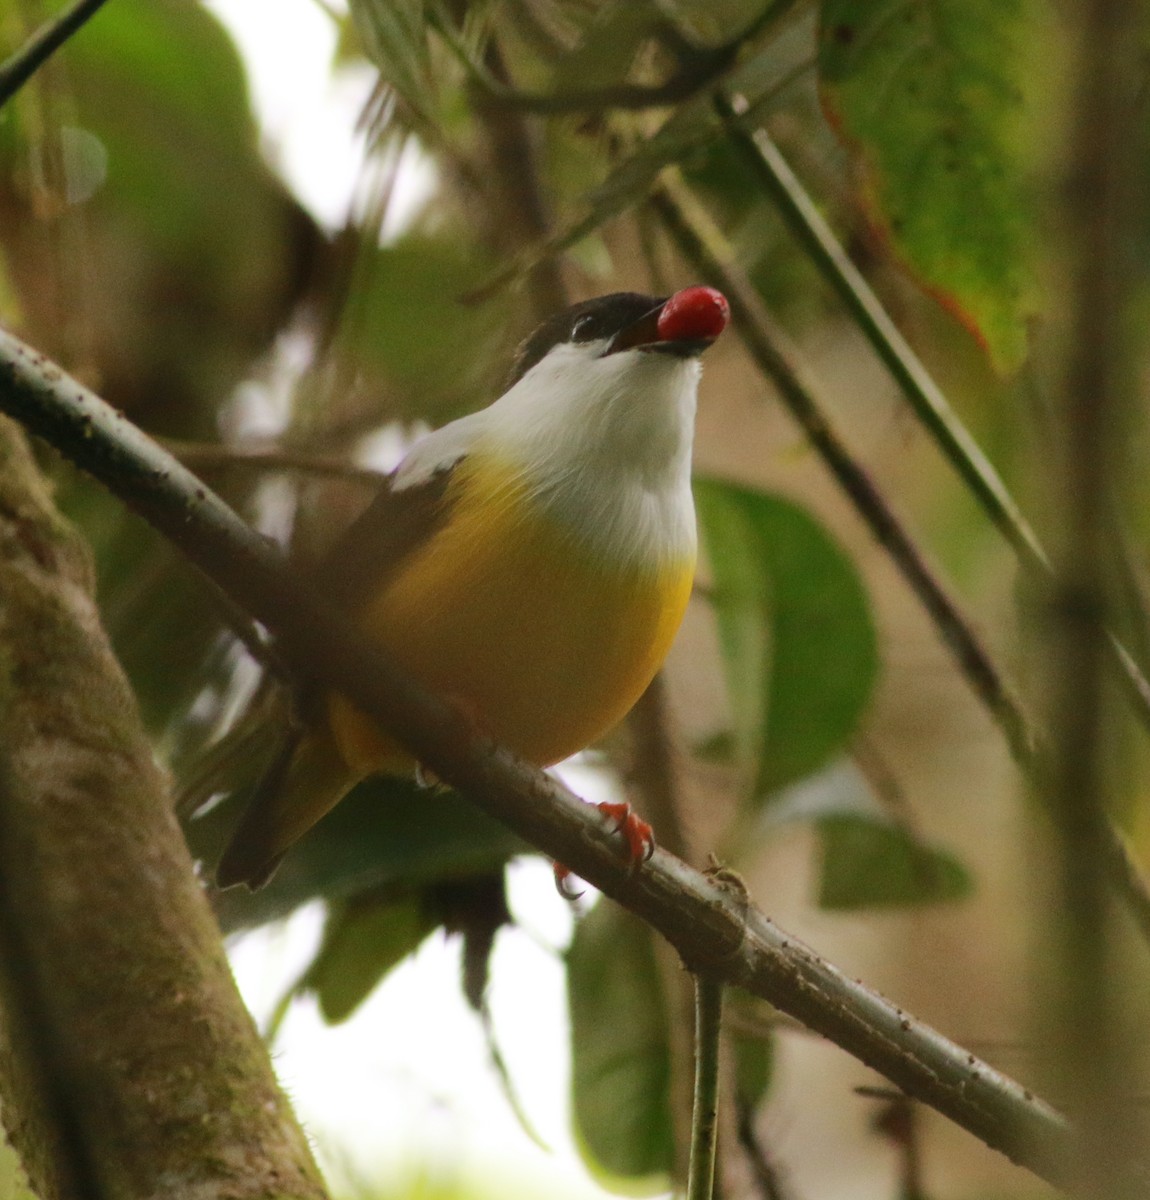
819, 0, 1036, 370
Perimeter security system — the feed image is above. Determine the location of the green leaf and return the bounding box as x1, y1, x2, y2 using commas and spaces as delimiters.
303, 894, 439, 1024
818, 0, 1036, 371
548, 1, 665, 94
2, 0, 316, 745
209, 780, 526, 932
694, 478, 879, 800
44, 0, 314, 434
817, 814, 972, 910
568, 902, 674, 1190
338, 234, 516, 422
769, 759, 974, 909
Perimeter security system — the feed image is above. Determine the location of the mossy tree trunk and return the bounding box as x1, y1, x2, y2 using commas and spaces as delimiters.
0, 416, 328, 1200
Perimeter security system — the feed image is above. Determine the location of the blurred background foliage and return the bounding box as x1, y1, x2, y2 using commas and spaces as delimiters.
0, 0, 1088, 1195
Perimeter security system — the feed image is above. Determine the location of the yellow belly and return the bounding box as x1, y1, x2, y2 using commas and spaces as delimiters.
327, 459, 694, 775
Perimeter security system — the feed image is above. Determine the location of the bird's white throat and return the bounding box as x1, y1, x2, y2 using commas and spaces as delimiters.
485, 342, 699, 571
396, 341, 701, 572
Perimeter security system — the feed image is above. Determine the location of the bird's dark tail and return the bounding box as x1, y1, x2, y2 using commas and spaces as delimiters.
216, 727, 356, 890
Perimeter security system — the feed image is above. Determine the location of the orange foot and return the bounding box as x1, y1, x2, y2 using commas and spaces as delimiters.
553, 802, 656, 900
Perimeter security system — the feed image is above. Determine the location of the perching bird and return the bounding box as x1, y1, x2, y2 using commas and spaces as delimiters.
216, 286, 729, 889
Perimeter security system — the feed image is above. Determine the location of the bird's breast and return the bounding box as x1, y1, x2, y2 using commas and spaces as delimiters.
328, 454, 695, 773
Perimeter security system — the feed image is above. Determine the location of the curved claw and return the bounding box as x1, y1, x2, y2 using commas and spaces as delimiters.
553, 802, 656, 899
553, 862, 585, 901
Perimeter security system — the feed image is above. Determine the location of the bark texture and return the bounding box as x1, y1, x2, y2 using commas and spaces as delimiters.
0, 416, 327, 1200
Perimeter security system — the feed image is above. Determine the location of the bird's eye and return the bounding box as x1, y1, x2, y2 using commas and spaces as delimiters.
572, 315, 597, 341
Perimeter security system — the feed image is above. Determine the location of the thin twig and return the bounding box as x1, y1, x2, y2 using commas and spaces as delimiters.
714, 92, 1150, 736
0, 0, 111, 110
460, 62, 812, 307
652, 181, 1035, 765
687, 976, 724, 1200
160, 438, 385, 485
714, 92, 1046, 572
862, 1090, 926, 1200
469, 38, 567, 318
627, 676, 703, 1183
628, 675, 693, 862
649, 179, 1150, 949
736, 1101, 793, 1200
0, 326, 1088, 1189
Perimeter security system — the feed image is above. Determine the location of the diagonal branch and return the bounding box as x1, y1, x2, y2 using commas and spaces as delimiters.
713, 92, 1150, 733
0, 327, 1098, 1191
0, 0, 111, 110
160, 436, 386, 484
651, 181, 1036, 766
649, 179, 1150, 951
714, 92, 1046, 572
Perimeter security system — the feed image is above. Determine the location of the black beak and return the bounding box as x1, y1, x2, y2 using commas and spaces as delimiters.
602, 301, 665, 355
602, 299, 715, 358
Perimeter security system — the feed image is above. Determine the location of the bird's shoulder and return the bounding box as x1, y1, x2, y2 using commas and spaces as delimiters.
316, 420, 480, 612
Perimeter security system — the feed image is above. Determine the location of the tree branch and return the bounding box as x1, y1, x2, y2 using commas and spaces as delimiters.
0, 328, 1094, 1190
160, 436, 385, 485
0, 0, 111, 110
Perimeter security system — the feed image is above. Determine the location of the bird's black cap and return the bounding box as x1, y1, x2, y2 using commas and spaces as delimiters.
508, 292, 664, 386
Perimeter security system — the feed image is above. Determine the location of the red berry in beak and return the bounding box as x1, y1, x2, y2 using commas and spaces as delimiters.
657, 286, 730, 343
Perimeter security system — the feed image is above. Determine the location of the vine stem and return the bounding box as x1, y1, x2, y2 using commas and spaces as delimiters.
687, 976, 724, 1200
